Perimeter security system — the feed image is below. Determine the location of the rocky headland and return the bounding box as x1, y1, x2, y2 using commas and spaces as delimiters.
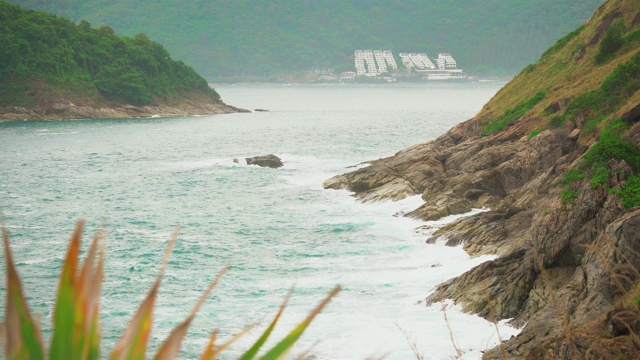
1, 2, 247, 122
325, 1, 640, 358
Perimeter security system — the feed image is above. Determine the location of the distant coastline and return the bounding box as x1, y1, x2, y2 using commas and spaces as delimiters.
209, 75, 512, 86
0, 101, 248, 121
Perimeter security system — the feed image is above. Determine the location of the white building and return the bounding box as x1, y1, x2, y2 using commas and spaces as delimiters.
398, 53, 414, 71
418, 53, 436, 69
354, 50, 366, 76
363, 50, 377, 76
374, 50, 388, 74
417, 53, 466, 80
436, 53, 457, 69
383, 50, 398, 69
353, 50, 465, 80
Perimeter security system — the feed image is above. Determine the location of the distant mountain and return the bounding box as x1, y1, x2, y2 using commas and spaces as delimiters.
0, 1, 244, 120
9, 0, 602, 80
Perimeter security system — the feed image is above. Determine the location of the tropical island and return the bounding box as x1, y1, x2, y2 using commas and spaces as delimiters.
0, 1, 245, 121
325, 0, 640, 357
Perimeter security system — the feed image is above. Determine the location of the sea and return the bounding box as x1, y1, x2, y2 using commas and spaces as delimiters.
0, 83, 521, 359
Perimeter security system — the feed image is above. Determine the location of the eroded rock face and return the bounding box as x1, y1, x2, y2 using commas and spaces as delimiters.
323, 142, 444, 202
245, 154, 283, 168
482, 208, 640, 359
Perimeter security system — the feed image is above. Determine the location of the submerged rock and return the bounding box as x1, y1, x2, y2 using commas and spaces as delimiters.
245, 154, 283, 168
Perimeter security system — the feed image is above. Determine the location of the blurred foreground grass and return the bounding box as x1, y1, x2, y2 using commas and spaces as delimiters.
0, 220, 340, 359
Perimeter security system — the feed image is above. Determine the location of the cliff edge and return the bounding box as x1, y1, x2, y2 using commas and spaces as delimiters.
325, 0, 640, 358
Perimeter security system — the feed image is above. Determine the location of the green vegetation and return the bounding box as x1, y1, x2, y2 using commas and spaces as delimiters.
558, 168, 586, 185
0, 221, 340, 359
564, 48, 640, 123
541, 24, 586, 58
618, 175, 640, 207
589, 166, 611, 188
561, 187, 580, 205
581, 115, 607, 136
546, 114, 567, 129
559, 49, 640, 126
0, 1, 219, 106
528, 129, 543, 140
9, 0, 602, 79
583, 118, 640, 171
524, 49, 640, 151
557, 117, 640, 203
595, 19, 627, 63
482, 91, 546, 135
556, 116, 640, 206
512, 21, 640, 208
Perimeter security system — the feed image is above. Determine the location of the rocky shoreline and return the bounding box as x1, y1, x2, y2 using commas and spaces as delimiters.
0, 101, 249, 121
323, 0, 640, 355
324, 99, 640, 358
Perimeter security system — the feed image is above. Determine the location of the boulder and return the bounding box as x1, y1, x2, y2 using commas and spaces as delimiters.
245, 154, 283, 168
622, 104, 640, 124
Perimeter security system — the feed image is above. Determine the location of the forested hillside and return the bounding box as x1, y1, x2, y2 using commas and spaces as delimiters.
0, 0, 220, 108
10, 0, 602, 80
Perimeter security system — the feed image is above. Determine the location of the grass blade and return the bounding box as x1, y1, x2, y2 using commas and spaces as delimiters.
208, 324, 257, 359
76, 230, 105, 360
153, 266, 230, 360
198, 330, 218, 360
110, 228, 179, 360
50, 220, 84, 360
1, 226, 45, 360
238, 288, 293, 360
259, 285, 341, 360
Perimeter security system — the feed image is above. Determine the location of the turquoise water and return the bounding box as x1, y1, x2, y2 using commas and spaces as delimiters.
0, 83, 517, 359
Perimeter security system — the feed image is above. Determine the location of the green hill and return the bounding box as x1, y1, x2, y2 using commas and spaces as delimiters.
9, 0, 602, 80
0, 0, 221, 110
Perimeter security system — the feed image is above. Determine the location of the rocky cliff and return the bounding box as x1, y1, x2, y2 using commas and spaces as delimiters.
325, 0, 640, 358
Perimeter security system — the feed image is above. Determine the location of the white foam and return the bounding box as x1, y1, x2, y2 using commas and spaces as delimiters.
35, 131, 80, 136
153, 158, 242, 172
286, 190, 520, 359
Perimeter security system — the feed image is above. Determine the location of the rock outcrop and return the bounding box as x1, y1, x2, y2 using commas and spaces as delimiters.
245, 154, 284, 168
324, 0, 640, 357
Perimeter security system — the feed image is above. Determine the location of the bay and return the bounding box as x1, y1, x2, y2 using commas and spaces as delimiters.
0, 82, 518, 359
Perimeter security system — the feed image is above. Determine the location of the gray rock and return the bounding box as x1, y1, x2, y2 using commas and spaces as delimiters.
245, 154, 283, 168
